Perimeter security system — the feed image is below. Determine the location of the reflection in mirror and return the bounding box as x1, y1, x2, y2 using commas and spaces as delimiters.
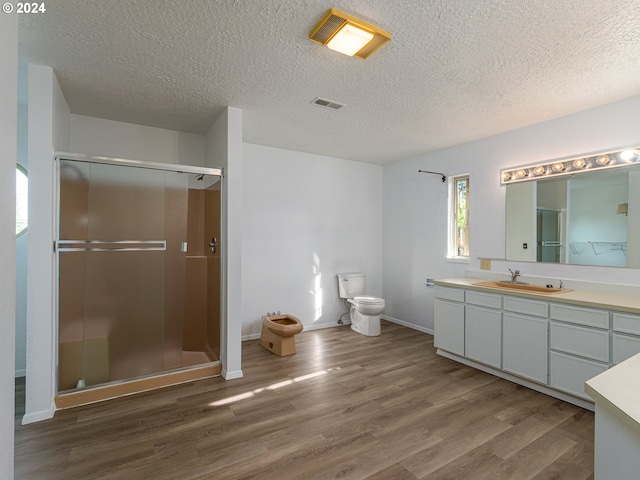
506, 165, 640, 268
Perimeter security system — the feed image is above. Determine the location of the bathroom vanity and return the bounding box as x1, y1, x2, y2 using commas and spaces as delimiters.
433, 278, 640, 410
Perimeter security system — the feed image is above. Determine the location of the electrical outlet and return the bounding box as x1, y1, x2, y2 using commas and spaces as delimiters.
480, 258, 491, 270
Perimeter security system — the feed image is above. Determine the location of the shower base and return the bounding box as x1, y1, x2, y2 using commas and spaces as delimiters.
55, 361, 221, 410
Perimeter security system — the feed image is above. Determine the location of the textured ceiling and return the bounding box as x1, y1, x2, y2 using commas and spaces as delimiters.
18, 0, 640, 164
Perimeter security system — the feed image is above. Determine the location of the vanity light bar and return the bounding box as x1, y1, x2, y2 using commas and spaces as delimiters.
500, 146, 640, 185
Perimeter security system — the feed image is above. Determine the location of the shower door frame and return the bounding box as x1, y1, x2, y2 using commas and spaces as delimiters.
54, 152, 223, 400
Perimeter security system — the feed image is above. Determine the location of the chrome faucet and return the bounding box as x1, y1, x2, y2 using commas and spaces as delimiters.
508, 268, 521, 282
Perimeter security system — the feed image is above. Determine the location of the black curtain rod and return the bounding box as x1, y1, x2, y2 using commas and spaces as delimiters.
418, 170, 446, 182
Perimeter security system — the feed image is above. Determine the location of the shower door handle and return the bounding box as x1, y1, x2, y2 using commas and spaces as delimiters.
209, 236, 217, 254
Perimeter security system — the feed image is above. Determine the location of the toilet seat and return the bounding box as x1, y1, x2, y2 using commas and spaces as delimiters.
353, 295, 385, 306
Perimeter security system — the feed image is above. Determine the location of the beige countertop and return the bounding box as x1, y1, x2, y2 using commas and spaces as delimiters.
586, 353, 640, 435
433, 277, 640, 314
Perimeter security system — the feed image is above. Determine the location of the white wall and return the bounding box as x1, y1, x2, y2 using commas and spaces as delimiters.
0, 11, 17, 479
505, 182, 536, 262
241, 143, 383, 339
24, 65, 71, 424
205, 107, 243, 379
70, 115, 205, 165
383, 95, 640, 332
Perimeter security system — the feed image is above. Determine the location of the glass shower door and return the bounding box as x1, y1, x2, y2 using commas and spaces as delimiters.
57, 159, 189, 391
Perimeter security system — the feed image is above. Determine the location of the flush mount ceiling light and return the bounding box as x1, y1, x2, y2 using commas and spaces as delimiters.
500, 146, 640, 185
309, 9, 391, 59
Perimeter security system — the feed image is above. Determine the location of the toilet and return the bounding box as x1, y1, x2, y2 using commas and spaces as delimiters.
260, 314, 304, 356
337, 272, 385, 336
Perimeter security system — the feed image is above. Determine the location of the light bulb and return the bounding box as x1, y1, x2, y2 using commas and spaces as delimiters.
620, 150, 638, 162
327, 24, 374, 56
573, 158, 587, 168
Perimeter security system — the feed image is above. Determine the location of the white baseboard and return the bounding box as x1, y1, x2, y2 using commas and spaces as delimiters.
437, 349, 595, 411
221, 368, 244, 380
382, 315, 434, 335
21, 406, 55, 425
242, 321, 348, 342
242, 318, 431, 341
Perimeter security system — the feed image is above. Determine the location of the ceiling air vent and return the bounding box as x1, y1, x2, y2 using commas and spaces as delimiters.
312, 97, 345, 110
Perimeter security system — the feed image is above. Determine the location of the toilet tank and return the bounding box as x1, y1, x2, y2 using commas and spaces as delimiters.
337, 272, 365, 298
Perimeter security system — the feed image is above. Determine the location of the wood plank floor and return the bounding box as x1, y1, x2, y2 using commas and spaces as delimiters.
14, 321, 594, 479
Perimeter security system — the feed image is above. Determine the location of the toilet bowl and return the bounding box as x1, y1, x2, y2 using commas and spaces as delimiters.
337, 273, 385, 337
348, 296, 385, 336
260, 314, 304, 356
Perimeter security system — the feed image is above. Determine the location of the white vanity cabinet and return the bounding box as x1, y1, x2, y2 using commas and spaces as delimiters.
502, 297, 548, 384
465, 291, 502, 368
434, 287, 465, 356
612, 312, 640, 365
433, 279, 640, 410
549, 304, 610, 400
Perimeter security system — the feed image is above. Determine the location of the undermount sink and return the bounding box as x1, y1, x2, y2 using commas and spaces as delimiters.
474, 280, 573, 295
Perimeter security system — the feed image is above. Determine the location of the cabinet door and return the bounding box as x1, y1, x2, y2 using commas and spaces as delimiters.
550, 351, 608, 399
612, 334, 640, 365
434, 298, 465, 356
465, 305, 501, 368
502, 312, 548, 384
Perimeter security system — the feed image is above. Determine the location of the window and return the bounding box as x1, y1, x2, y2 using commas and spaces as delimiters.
449, 175, 469, 259
16, 164, 28, 236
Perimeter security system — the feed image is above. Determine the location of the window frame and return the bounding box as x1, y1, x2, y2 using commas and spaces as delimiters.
447, 174, 470, 263
16, 163, 28, 237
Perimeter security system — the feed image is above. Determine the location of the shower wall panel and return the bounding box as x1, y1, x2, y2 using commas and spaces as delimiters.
182, 187, 221, 361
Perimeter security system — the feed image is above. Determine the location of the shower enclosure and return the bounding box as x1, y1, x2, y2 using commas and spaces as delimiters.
55, 154, 222, 397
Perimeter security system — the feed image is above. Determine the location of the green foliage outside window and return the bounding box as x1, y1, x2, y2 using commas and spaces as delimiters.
455, 177, 469, 257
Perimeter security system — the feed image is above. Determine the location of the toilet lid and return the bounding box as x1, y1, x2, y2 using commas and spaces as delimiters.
354, 296, 385, 305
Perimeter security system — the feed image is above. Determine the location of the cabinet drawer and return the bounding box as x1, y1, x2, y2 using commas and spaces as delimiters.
550, 351, 608, 400
550, 322, 610, 363
550, 304, 609, 329
612, 334, 640, 365
466, 291, 502, 309
613, 312, 640, 335
435, 286, 465, 303
503, 296, 548, 318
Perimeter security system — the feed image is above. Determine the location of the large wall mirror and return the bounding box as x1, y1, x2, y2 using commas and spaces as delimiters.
505, 147, 640, 268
